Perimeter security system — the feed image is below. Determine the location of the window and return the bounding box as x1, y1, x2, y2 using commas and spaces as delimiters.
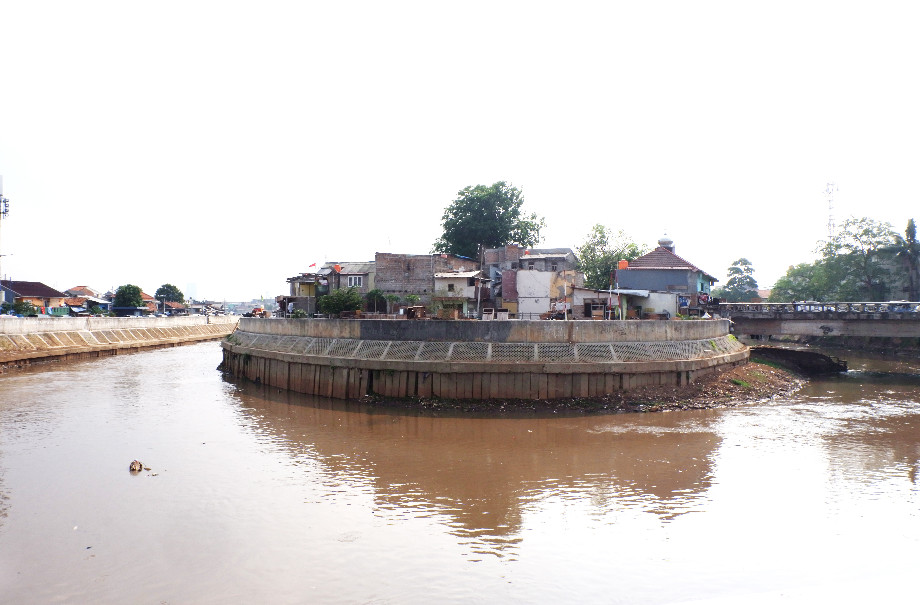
447, 283, 455, 292
528, 262, 535, 270
551, 263, 558, 272
347, 276, 363, 288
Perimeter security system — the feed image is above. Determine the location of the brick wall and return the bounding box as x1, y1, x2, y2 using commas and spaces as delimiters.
375, 253, 478, 304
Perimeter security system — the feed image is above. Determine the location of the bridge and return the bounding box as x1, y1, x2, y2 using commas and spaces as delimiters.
716, 302, 920, 338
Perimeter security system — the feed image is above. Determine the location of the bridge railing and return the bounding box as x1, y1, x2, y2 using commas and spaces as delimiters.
717, 302, 920, 314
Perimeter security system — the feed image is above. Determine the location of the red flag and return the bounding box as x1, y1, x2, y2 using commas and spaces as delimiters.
309, 263, 316, 267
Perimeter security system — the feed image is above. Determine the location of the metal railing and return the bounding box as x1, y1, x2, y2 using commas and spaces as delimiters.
719, 302, 920, 314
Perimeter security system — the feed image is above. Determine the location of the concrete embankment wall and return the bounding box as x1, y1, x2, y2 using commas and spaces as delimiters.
0, 316, 239, 370
221, 318, 748, 401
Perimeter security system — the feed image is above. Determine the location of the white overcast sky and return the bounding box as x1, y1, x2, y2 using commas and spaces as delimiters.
1, 1, 918, 302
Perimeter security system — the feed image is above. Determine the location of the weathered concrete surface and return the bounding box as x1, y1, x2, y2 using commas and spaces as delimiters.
0, 316, 238, 369
222, 318, 748, 401
236, 317, 731, 342
731, 316, 920, 338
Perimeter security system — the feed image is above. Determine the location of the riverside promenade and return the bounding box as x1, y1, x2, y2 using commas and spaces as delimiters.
221, 318, 748, 401
0, 315, 238, 370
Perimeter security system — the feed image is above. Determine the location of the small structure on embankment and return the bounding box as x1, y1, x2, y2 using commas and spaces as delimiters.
220, 318, 748, 401
0, 315, 238, 370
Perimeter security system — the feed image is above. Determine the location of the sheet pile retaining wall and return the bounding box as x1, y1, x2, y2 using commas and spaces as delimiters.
221, 318, 748, 401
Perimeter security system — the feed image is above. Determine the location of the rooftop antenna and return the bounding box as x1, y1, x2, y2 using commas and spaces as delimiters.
825, 182, 837, 239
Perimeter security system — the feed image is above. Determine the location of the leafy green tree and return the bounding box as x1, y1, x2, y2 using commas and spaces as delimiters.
720, 258, 759, 302
769, 263, 827, 302
155, 283, 185, 303
317, 287, 363, 316
10, 300, 35, 316
365, 289, 387, 313
823, 217, 897, 300
575, 224, 648, 290
405, 294, 420, 306
113, 284, 143, 308
891, 218, 920, 301
385, 294, 400, 314
433, 182, 545, 259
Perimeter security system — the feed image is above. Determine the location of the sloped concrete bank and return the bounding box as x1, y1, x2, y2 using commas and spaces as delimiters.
0, 316, 238, 371
221, 318, 749, 401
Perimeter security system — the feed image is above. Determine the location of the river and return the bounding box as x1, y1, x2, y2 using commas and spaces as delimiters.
1, 342, 918, 604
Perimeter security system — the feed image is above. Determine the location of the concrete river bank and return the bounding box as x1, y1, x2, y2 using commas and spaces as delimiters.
0, 315, 238, 371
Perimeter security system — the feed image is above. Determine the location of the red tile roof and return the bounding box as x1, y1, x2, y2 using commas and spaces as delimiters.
623, 247, 717, 281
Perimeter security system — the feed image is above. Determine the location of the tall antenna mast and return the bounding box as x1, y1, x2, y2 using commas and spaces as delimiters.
825, 182, 837, 239
0, 175, 9, 285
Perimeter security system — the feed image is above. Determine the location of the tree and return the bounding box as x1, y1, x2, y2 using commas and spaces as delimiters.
155, 283, 185, 303
823, 217, 897, 300
891, 218, 920, 301
317, 288, 363, 316
4, 300, 36, 316
575, 224, 648, 290
432, 182, 545, 259
113, 284, 143, 308
385, 294, 400, 314
720, 258, 759, 302
769, 263, 827, 302
365, 289, 387, 313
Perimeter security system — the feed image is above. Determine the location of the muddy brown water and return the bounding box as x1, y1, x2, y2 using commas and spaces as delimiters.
1, 342, 918, 604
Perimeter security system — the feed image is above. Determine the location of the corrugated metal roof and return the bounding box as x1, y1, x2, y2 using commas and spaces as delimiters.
321, 261, 375, 274
434, 271, 482, 278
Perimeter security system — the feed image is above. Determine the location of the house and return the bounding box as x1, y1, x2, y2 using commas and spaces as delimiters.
375, 252, 475, 307
570, 286, 620, 319
432, 270, 490, 318
62, 295, 113, 315
277, 261, 376, 317
319, 261, 376, 295
278, 271, 321, 316
1, 280, 69, 315
482, 245, 583, 319
65, 285, 103, 298
615, 235, 718, 317
165, 301, 188, 315
67, 286, 116, 312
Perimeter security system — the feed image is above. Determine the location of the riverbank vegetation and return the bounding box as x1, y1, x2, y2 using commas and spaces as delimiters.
769, 217, 920, 302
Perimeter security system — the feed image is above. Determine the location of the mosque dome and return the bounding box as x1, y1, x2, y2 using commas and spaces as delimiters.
658, 233, 674, 251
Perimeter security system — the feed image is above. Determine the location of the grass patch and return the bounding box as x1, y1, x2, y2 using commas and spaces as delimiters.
750, 357, 787, 371
730, 378, 751, 388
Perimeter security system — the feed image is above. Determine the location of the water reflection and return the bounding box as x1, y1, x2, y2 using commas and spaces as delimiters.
225, 378, 722, 558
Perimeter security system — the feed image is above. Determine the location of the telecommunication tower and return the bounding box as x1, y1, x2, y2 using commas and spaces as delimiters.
824, 182, 837, 239
1, 175, 9, 285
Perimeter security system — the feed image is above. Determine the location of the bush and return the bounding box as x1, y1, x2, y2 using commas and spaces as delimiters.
318, 288, 363, 316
